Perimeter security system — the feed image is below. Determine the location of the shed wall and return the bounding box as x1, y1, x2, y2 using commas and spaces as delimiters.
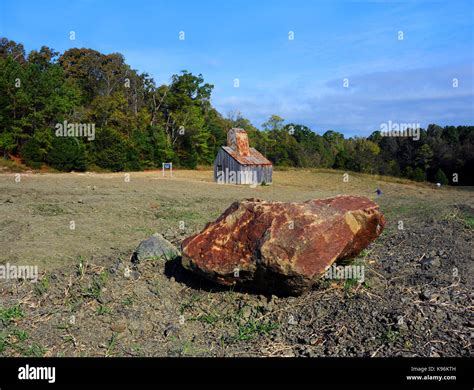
213, 148, 273, 185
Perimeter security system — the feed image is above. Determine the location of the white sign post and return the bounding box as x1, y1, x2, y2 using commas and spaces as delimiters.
162, 162, 172, 177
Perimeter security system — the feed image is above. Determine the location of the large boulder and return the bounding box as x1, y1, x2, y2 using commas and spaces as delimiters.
132, 233, 180, 263
181, 195, 385, 295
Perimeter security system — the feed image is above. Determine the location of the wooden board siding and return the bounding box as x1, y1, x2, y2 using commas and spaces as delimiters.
213, 148, 273, 185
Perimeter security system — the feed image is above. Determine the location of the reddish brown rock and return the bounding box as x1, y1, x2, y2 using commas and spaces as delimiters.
181, 195, 385, 295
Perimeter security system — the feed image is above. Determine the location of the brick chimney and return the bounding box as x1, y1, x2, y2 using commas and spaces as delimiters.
227, 128, 250, 156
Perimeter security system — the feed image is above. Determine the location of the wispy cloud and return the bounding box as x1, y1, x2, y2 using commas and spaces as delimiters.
214, 62, 474, 135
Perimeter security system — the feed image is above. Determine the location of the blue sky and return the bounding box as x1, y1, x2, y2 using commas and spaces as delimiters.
1, 0, 473, 136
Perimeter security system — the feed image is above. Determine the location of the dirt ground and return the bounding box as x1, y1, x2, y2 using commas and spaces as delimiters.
0, 169, 472, 357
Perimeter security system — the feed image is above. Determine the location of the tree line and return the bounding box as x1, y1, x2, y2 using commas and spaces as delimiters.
0, 38, 472, 185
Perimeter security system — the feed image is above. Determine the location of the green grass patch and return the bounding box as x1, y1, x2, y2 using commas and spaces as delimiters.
179, 294, 201, 315
105, 333, 118, 357
23, 343, 46, 357
32, 203, 66, 216
343, 278, 360, 291
462, 215, 474, 229
235, 320, 279, 342
383, 329, 400, 344
0, 304, 24, 326
82, 271, 108, 301
34, 275, 50, 296
193, 312, 220, 325
97, 305, 111, 315
11, 329, 29, 342
122, 296, 134, 306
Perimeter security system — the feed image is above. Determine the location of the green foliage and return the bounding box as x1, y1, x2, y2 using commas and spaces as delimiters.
345, 138, 380, 173
21, 138, 43, 168
235, 320, 278, 341
88, 127, 127, 171
415, 143, 434, 172
462, 215, 474, 230
97, 305, 111, 315
434, 168, 448, 185
412, 167, 426, 182
1, 37, 472, 185
82, 271, 108, 301
47, 137, 86, 171
262, 115, 284, 132
0, 304, 24, 325
34, 275, 50, 296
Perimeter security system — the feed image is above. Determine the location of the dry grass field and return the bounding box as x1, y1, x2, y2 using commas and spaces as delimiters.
1, 168, 470, 271
0, 169, 472, 357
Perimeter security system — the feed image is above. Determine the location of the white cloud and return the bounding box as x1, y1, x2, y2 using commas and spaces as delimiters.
213, 62, 474, 135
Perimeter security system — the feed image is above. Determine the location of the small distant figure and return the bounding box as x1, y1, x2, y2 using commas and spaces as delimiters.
375, 188, 382, 196
436, 182, 441, 188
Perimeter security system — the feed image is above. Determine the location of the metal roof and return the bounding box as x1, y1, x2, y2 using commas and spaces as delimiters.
222, 146, 273, 166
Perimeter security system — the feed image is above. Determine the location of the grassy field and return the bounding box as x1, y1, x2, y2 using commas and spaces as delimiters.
0, 168, 471, 271
0, 169, 472, 357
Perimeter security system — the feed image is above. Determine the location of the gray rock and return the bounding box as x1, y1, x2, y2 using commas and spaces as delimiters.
132, 233, 180, 263
420, 289, 432, 301
420, 256, 441, 269
164, 323, 180, 337
241, 306, 252, 320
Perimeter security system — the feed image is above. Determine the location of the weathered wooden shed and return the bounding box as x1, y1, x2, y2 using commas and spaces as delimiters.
214, 128, 273, 185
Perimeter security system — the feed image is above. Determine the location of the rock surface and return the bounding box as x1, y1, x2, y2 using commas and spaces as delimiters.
132, 233, 180, 263
181, 195, 385, 295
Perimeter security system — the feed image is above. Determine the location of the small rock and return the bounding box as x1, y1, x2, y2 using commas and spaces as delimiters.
132, 233, 180, 264
395, 316, 408, 331
420, 289, 432, 301
241, 306, 252, 320
109, 259, 124, 274
430, 349, 441, 358
111, 321, 127, 333
297, 336, 310, 345
164, 323, 180, 337
265, 301, 274, 312
420, 257, 441, 269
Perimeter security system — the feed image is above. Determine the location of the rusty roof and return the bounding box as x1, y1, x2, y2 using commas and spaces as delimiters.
222, 146, 273, 166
